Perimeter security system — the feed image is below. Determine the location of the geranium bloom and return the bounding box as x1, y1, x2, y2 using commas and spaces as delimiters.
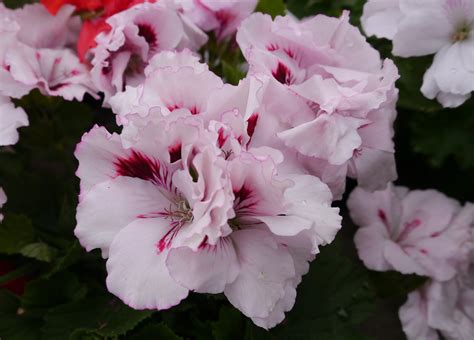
75, 1, 156, 61
399, 253, 474, 340
361, 0, 401, 40
348, 184, 474, 281
0, 96, 29, 146
75, 88, 341, 328
109, 49, 224, 141
173, 0, 258, 39
1, 3, 77, 49
363, 0, 474, 108
6, 47, 97, 101
90, 2, 207, 103
236, 12, 399, 198
0, 4, 97, 101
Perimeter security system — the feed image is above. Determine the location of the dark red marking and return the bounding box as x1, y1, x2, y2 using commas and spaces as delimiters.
49, 83, 66, 91
378, 209, 387, 223
198, 236, 209, 250
138, 23, 158, 49
353, 148, 363, 158
396, 219, 422, 242
246, 113, 259, 140
284, 48, 295, 59
189, 106, 199, 115
167, 104, 199, 115
115, 150, 171, 189
267, 43, 279, 51
168, 144, 182, 163
215, 10, 234, 28
233, 185, 257, 215
217, 127, 229, 148
156, 220, 184, 253
272, 62, 293, 85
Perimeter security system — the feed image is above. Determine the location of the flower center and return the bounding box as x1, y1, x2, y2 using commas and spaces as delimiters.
453, 25, 470, 42
160, 198, 193, 224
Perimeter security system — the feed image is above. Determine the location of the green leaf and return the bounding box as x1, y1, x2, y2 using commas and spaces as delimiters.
286, 0, 364, 23
0, 214, 35, 255
0, 290, 42, 340
3, 0, 36, 9
46, 242, 84, 278
268, 237, 375, 340
21, 272, 88, 315
395, 56, 442, 113
256, 0, 286, 18
369, 271, 427, 298
408, 105, 474, 169
20, 242, 58, 263
129, 323, 182, 340
42, 295, 154, 339
212, 306, 246, 340
222, 61, 246, 86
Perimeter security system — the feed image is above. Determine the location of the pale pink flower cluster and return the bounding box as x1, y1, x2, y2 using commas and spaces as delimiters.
0, 3, 98, 146
0, 3, 97, 102
362, 0, 474, 108
399, 264, 474, 340
88, 0, 258, 104
237, 12, 399, 198
171, 0, 258, 39
90, 1, 208, 103
72, 7, 403, 328
76, 50, 343, 329
348, 184, 474, 340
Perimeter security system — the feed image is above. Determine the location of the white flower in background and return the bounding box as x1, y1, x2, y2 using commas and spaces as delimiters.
348, 184, 473, 281
399, 256, 474, 340
361, 0, 402, 40
0, 95, 28, 146
362, 0, 474, 108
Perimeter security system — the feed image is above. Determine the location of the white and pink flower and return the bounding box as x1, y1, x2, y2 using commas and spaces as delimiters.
6, 47, 97, 101
0, 95, 28, 146
108, 49, 262, 151
172, 0, 258, 39
236, 12, 399, 198
74, 107, 341, 328
348, 184, 474, 281
361, 0, 402, 40
0, 3, 97, 102
90, 2, 207, 103
0, 3, 77, 49
362, 0, 474, 108
399, 254, 474, 340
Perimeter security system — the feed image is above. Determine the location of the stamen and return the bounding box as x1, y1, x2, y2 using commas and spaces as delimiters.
453, 25, 470, 42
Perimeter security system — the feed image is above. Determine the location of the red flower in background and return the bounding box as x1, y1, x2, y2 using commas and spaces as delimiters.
41, 0, 104, 15
0, 261, 29, 296
77, 18, 111, 62
41, 0, 155, 61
